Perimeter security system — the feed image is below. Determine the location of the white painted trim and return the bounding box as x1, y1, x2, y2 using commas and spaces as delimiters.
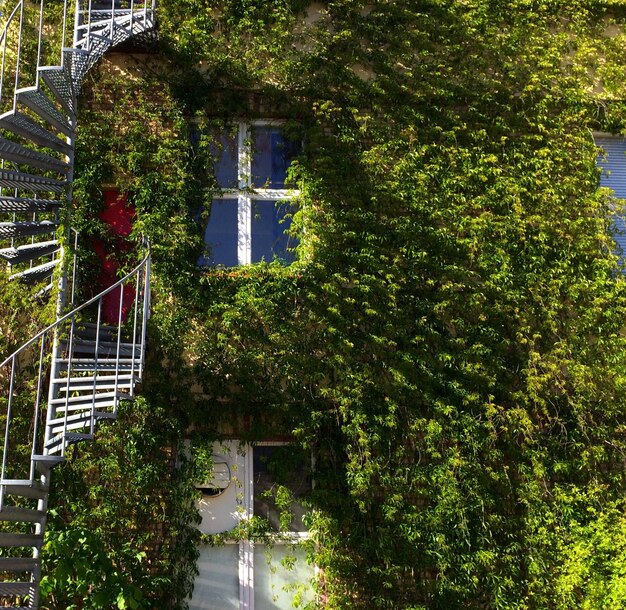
203, 121, 298, 267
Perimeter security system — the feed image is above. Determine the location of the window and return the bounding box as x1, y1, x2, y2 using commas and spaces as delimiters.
198, 122, 300, 267
190, 441, 314, 610
595, 134, 626, 258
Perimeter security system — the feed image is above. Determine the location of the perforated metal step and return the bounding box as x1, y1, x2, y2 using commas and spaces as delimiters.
0, 112, 71, 155
0, 221, 58, 239
0, 169, 65, 193
16, 87, 73, 136
54, 376, 137, 393
48, 410, 116, 435
0, 558, 38, 573
39, 67, 74, 116
0, 481, 48, 500
0, 581, 36, 597
0, 136, 69, 174
9, 259, 59, 284
0, 197, 62, 213
48, 390, 127, 407
32, 455, 65, 474
54, 357, 138, 371
0, 533, 42, 548
61, 339, 141, 358
0, 506, 46, 523
0, 241, 59, 265
45, 432, 94, 454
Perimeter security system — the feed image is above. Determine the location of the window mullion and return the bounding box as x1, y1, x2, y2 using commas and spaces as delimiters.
240, 444, 255, 609
238, 121, 252, 265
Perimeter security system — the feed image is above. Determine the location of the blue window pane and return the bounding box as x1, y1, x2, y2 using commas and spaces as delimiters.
198, 199, 238, 267
252, 127, 300, 188
251, 200, 297, 264
596, 136, 626, 265
211, 132, 238, 189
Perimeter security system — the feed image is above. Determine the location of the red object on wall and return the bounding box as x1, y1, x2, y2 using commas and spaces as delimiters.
94, 191, 136, 323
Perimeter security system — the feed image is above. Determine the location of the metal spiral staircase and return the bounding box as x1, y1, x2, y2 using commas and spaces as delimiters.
0, 1, 156, 607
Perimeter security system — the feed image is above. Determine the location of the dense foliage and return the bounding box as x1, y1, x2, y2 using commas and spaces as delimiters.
2, 0, 626, 608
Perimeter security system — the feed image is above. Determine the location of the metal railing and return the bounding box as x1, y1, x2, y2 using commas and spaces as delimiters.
0, 240, 150, 508
0, 0, 156, 116
74, 0, 156, 49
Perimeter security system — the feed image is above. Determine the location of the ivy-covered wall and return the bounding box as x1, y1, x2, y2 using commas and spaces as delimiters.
13, 0, 626, 608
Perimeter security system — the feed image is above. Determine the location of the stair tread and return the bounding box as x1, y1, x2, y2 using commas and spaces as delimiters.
40, 67, 74, 116
0, 221, 59, 239
53, 373, 137, 382
45, 432, 93, 449
0, 197, 62, 213
0, 532, 42, 547
0, 135, 69, 174
0, 581, 36, 595
0, 168, 66, 193
55, 357, 138, 363
16, 87, 73, 136
0, 479, 48, 496
49, 390, 128, 405
9, 259, 59, 283
0, 111, 71, 155
49, 410, 116, 426
0, 240, 59, 264
0, 506, 45, 523
0, 557, 38, 572
66, 338, 136, 347
57, 382, 134, 394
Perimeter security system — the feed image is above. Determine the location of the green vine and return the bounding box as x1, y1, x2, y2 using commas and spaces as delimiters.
5, 0, 626, 608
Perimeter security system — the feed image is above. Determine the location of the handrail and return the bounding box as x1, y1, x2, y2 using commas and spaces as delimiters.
0, 0, 157, 605
0, 240, 150, 368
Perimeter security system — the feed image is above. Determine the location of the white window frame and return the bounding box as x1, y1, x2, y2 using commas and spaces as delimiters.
192, 441, 313, 610
210, 120, 300, 266
241, 441, 311, 610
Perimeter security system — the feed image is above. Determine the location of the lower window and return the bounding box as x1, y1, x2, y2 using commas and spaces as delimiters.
189, 441, 314, 610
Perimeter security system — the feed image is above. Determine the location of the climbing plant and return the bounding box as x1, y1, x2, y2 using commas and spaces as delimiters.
0, 0, 625, 608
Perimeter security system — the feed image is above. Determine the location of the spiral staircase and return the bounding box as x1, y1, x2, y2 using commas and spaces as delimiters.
0, 2, 155, 607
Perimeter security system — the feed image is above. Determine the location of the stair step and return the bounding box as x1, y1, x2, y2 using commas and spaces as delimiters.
49, 390, 128, 408
0, 557, 38, 573
0, 221, 58, 239
74, 322, 123, 341
1, 481, 48, 500
0, 581, 36, 597
45, 432, 93, 453
40, 67, 74, 117
0, 240, 59, 264
110, 21, 133, 45
54, 357, 139, 372
0, 168, 65, 193
56, 381, 134, 394
0, 136, 69, 174
0, 533, 42, 548
49, 409, 117, 425
0, 506, 45, 523
16, 87, 73, 136
57, 358, 141, 372
9, 259, 59, 284
0, 197, 62, 214
80, 32, 113, 58
49, 410, 116, 435
53, 373, 137, 385
32, 455, 65, 473
61, 339, 140, 357
0, 112, 71, 155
